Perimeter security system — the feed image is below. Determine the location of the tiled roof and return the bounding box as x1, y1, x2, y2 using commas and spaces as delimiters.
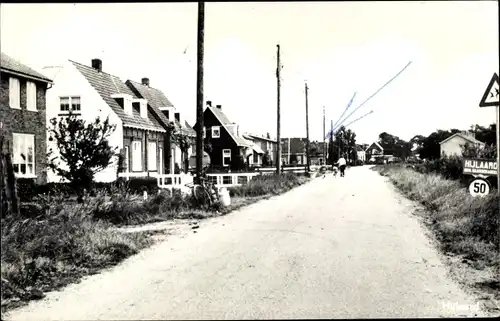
206, 106, 251, 147
125, 80, 195, 137
247, 134, 277, 143
70, 61, 164, 132
439, 133, 485, 146
1, 52, 52, 83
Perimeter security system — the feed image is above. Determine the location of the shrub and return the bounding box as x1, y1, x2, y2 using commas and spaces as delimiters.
228, 173, 308, 197
1, 198, 151, 310
372, 165, 499, 267
124, 177, 159, 195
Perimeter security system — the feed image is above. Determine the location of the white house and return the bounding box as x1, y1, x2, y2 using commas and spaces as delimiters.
439, 132, 485, 158
42, 58, 192, 183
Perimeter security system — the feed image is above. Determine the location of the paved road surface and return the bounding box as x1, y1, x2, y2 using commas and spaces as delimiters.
5, 166, 484, 320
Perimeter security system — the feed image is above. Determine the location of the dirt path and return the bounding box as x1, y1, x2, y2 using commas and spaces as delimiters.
4, 166, 487, 319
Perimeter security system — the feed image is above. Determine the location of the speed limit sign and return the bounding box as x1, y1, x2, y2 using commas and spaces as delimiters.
468, 179, 490, 197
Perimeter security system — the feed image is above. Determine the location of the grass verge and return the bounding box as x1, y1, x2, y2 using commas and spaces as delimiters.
1, 173, 311, 315
372, 164, 499, 312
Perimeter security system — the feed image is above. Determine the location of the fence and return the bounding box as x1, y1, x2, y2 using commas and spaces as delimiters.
147, 165, 320, 190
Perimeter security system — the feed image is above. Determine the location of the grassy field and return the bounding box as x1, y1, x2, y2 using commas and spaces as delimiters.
1, 173, 310, 314
372, 164, 499, 311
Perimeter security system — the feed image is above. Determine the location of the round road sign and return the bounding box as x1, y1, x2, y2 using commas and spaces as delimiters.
468, 179, 490, 197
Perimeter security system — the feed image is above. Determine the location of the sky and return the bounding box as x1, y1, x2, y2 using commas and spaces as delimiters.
1, 1, 498, 145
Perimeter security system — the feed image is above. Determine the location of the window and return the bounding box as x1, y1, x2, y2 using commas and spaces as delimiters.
132, 140, 142, 171
148, 141, 157, 171
9, 77, 20, 109
12, 133, 35, 176
222, 149, 231, 167
60, 96, 81, 112
124, 146, 130, 172
211, 126, 220, 138
26, 81, 37, 111
71, 96, 81, 111
159, 147, 163, 174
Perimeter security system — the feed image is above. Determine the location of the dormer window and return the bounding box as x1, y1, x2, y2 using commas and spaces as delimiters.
133, 98, 148, 119
111, 93, 133, 116
211, 126, 220, 138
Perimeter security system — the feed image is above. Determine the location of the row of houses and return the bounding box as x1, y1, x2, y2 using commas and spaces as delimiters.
1, 52, 287, 184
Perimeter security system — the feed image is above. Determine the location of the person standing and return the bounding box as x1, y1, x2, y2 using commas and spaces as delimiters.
337, 155, 347, 177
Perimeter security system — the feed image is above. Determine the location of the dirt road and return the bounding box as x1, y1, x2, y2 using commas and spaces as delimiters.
5, 166, 485, 319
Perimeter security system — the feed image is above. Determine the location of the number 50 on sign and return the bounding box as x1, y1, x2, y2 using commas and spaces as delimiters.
468, 179, 490, 197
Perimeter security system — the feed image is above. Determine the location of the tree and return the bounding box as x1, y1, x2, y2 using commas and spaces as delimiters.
169, 122, 194, 173
327, 134, 335, 165
47, 112, 117, 202
262, 151, 270, 166
419, 129, 460, 160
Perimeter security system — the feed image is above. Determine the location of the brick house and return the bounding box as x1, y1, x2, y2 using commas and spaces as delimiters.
0, 52, 53, 184
280, 137, 308, 165
193, 101, 252, 170
42, 58, 172, 182
125, 78, 196, 173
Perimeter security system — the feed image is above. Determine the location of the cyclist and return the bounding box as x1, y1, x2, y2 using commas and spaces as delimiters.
336, 155, 347, 177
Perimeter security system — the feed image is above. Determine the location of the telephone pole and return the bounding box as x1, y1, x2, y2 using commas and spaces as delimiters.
305, 82, 310, 172
330, 119, 333, 164
276, 44, 282, 176
195, 1, 205, 183
323, 106, 326, 164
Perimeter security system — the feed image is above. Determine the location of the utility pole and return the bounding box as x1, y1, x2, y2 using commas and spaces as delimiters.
329, 119, 333, 165
323, 106, 326, 165
276, 44, 281, 176
305, 82, 310, 172
195, 1, 205, 183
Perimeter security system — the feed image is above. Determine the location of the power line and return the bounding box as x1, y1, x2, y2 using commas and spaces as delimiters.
333, 60, 412, 133
332, 92, 357, 130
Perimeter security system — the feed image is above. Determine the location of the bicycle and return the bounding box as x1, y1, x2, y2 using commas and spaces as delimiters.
185, 173, 220, 208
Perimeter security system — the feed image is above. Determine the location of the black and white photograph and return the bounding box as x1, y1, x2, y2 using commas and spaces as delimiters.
0, 1, 499, 319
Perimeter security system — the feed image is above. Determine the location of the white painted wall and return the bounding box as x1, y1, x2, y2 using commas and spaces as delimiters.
440, 136, 483, 158
43, 61, 123, 183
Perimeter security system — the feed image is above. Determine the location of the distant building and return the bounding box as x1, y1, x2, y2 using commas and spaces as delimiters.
280, 137, 307, 165
356, 145, 366, 163
439, 132, 485, 157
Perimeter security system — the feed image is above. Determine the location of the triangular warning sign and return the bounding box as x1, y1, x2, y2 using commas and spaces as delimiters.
479, 73, 499, 107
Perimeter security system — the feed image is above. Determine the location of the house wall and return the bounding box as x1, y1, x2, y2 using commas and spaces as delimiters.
0, 71, 48, 184
194, 108, 238, 168
357, 151, 366, 162
122, 127, 164, 174
43, 62, 123, 183
440, 136, 480, 158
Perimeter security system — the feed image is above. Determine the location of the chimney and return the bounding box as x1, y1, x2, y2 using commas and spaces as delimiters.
141, 78, 150, 86
206, 100, 212, 107
91, 59, 102, 72
216, 104, 221, 109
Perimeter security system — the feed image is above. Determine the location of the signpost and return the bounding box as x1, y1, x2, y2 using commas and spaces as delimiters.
478, 72, 499, 197
469, 178, 491, 198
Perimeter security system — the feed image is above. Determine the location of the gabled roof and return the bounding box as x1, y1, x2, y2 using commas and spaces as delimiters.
70, 60, 164, 132
247, 134, 277, 143
205, 106, 251, 147
1, 52, 52, 83
366, 141, 384, 152
125, 80, 195, 137
439, 133, 485, 146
